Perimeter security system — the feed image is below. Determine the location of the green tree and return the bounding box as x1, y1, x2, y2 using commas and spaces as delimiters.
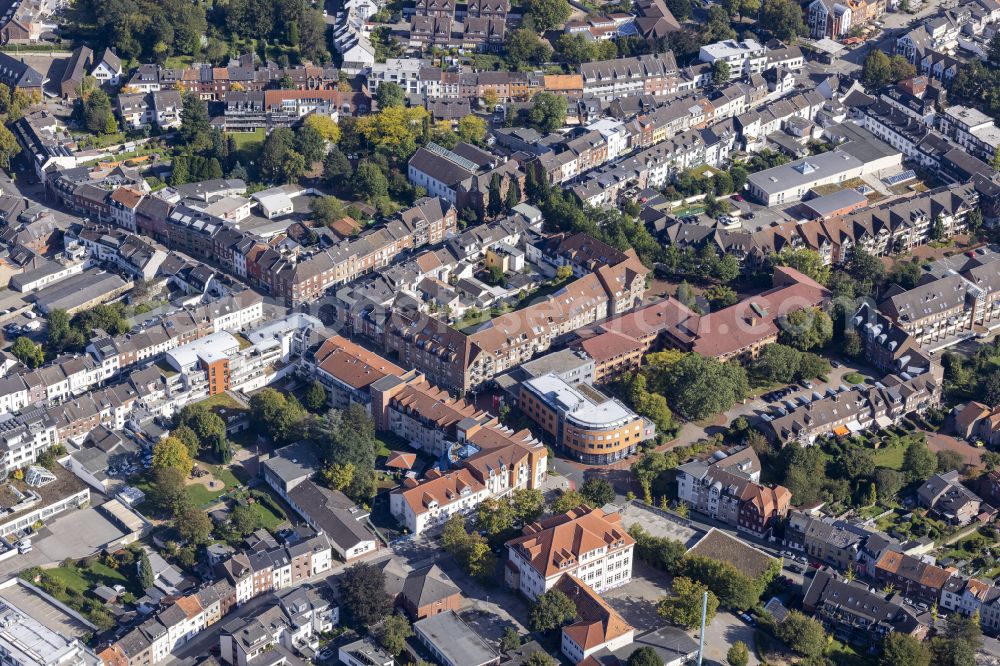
175, 507, 212, 544
528, 92, 567, 132
322, 462, 355, 491
659, 354, 748, 421
880, 630, 930, 666
10, 337, 43, 368
529, 588, 576, 632
152, 436, 193, 476
772, 248, 830, 284
863, 50, 892, 88
760, 0, 806, 42
779, 307, 833, 351
728, 641, 750, 666
478, 497, 516, 535
703, 4, 736, 41
353, 161, 390, 201
551, 489, 587, 514
712, 60, 731, 83
295, 123, 326, 164
259, 126, 296, 182
525, 0, 571, 30
374, 614, 412, 655
375, 82, 405, 108
774, 611, 827, 657
657, 577, 718, 629
137, 550, 155, 590
500, 626, 522, 653
457, 115, 488, 145
340, 562, 393, 627
229, 504, 261, 536
249, 388, 307, 444
580, 478, 615, 507
525, 654, 558, 666
902, 439, 937, 482
179, 93, 211, 149
505, 28, 553, 69
81, 89, 115, 135
172, 425, 200, 458
304, 380, 328, 412
875, 468, 905, 501
628, 647, 664, 666
889, 55, 917, 82
323, 146, 351, 185
555, 33, 596, 65
511, 488, 545, 523
751, 343, 801, 384
842, 329, 863, 359
0, 124, 19, 169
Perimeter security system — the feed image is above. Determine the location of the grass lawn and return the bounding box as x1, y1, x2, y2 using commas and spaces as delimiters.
229, 128, 266, 151
164, 55, 195, 69
872, 445, 905, 470
196, 393, 246, 411
844, 372, 865, 384
251, 500, 286, 531
46, 561, 130, 595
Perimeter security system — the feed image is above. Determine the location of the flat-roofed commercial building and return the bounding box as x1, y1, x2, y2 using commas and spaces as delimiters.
519, 373, 653, 465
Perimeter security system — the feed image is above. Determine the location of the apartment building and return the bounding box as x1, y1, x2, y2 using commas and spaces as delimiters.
0, 600, 100, 666
938, 105, 1000, 163
580, 52, 681, 102
873, 550, 951, 604
698, 39, 767, 79
389, 468, 490, 535
803, 570, 925, 647
505, 506, 634, 600
676, 447, 791, 537
879, 256, 1000, 349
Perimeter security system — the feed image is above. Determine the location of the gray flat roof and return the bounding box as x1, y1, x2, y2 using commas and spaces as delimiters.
802, 188, 868, 216
414, 611, 497, 666
747, 149, 863, 195
31, 270, 128, 313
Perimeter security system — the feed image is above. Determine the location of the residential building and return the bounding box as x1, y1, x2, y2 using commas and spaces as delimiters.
388, 468, 489, 535
676, 447, 791, 537
803, 569, 926, 646
555, 574, 634, 663
917, 470, 986, 525
698, 40, 767, 79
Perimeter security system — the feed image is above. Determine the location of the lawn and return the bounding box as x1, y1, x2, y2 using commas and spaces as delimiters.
46, 561, 130, 595
872, 445, 906, 470
229, 128, 266, 151
164, 55, 195, 69
844, 372, 865, 384
250, 497, 286, 530
196, 392, 247, 411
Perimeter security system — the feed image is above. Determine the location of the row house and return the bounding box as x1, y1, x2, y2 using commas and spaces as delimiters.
383, 251, 645, 393
580, 52, 681, 102
873, 550, 951, 604
219, 586, 337, 666
389, 468, 489, 534
938, 105, 1000, 164
803, 570, 925, 647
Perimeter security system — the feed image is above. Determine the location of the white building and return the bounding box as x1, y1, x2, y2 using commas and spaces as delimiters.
0, 598, 100, 666
505, 506, 634, 601
389, 469, 489, 535
698, 39, 768, 79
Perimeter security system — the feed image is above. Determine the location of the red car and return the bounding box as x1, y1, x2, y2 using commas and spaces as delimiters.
732, 194, 744, 202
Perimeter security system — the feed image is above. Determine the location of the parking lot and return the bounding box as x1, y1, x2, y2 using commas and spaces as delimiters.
0, 580, 93, 636
0, 505, 129, 580
618, 502, 704, 547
